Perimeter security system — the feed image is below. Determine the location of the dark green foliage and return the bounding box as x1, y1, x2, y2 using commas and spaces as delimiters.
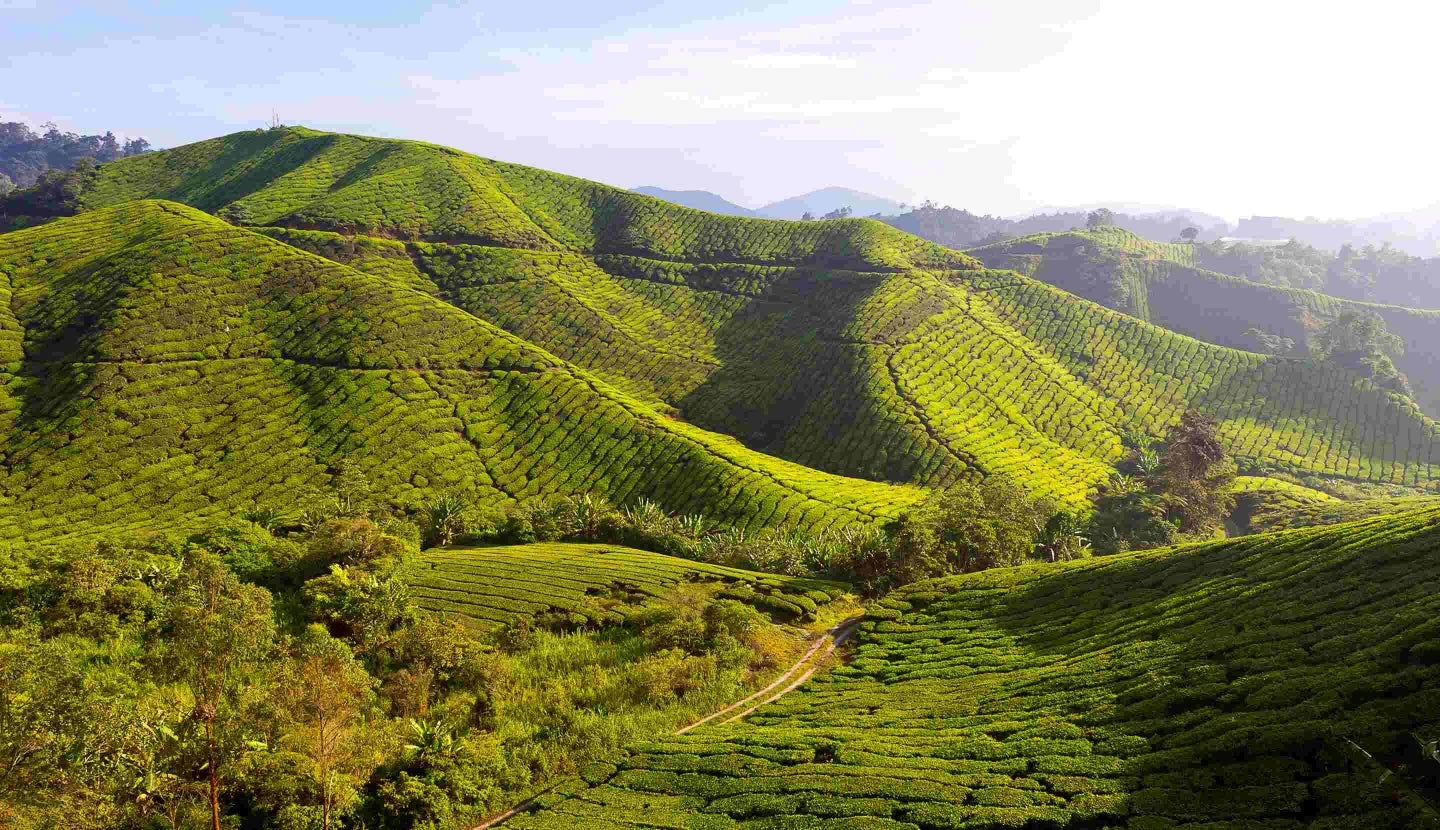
0, 157, 100, 218
514, 507, 1440, 829
0, 121, 150, 190
878, 476, 1050, 591
1313, 310, 1411, 396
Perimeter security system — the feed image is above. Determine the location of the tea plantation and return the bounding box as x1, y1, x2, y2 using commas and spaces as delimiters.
971, 226, 1440, 419
0, 201, 926, 541
507, 506, 1440, 829
403, 542, 848, 631
74, 127, 1440, 504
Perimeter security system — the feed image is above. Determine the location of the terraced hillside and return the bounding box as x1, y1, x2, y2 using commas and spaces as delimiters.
0, 201, 925, 542
404, 542, 848, 632
970, 226, 1440, 418
509, 507, 1440, 829
76, 128, 1440, 501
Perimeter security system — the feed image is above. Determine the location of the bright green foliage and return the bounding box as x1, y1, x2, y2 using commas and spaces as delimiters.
513, 507, 1440, 828
1229, 475, 1337, 533
982, 277, 1440, 486
971, 225, 1440, 418
59, 128, 1440, 505
402, 542, 848, 632
0, 202, 925, 542
1246, 490, 1440, 534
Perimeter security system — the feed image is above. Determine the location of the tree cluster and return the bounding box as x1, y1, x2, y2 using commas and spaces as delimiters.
1311, 309, 1411, 397
1089, 411, 1237, 555
0, 121, 150, 190
0, 481, 811, 830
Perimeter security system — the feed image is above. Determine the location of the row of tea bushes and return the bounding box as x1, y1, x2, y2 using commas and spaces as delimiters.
512, 505, 1440, 828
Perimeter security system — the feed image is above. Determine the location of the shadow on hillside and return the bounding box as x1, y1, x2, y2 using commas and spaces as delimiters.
170, 131, 338, 215
966, 519, 1440, 814
676, 267, 932, 485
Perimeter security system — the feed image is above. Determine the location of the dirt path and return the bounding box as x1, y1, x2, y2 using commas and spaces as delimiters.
470, 614, 864, 829
676, 614, 862, 734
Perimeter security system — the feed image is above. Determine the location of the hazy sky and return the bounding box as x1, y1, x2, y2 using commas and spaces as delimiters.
4, 0, 1436, 219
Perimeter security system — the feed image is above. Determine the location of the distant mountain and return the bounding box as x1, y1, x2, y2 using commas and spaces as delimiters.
756, 187, 904, 220
632, 186, 756, 217
1016, 203, 1232, 229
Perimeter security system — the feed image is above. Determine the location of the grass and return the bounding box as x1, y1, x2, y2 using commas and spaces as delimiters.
509, 506, 1440, 829
0, 201, 926, 542
970, 225, 1440, 420
402, 542, 850, 632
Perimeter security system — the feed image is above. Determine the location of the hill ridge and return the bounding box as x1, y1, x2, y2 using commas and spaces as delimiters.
47, 128, 1440, 502
0, 201, 926, 542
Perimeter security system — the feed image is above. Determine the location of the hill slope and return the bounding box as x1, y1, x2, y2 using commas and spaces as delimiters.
75, 128, 1440, 502
756, 187, 905, 220
0, 201, 925, 542
404, 542, 848, 631
632, 187, 757, 217
970, 226, 1440, 418
509, 507, 1440, 828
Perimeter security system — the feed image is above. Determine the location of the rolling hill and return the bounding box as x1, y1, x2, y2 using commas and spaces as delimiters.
403, 542, 848, 632
632, 187, 757, 217
755, 186, 905, 220
507, 505, 1440, 828
0, 200, 925, 542
57, 127, 1440, 509
969, 225, 1440, 419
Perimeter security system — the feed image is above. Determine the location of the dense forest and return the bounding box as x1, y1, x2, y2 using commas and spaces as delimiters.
880, 202, 1226, 249
0, 121, 152, 195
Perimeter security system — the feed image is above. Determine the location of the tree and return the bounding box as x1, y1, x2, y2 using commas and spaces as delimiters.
278, 627, 379, 830
821, 206, 852, 220
330, 458, 374, 516
1157, 410, 1236, 537
1180, 226, 1200, 241
162, 551, 276, 830
424, 494, 466, 548
0, 157, 100, 217
1086, 208, 1116, 228
885, 475, 1043, 586
800, 211, 815, 221
1311, 310, 1411, 396
1036, 510, 1090, 562
0, 173, 12, 198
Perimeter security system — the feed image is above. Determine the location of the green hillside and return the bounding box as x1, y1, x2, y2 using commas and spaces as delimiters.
0, 201, 924, 542
75, 128, 1440, 503
404, 542, 848, 631
970, 226, 1440, 419
510, 506, 1440, 829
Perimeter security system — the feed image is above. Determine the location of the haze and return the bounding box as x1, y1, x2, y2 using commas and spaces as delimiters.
4, 0, 1433, 219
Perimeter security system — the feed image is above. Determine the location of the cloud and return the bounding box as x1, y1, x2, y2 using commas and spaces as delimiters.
5, 0, 1439, 217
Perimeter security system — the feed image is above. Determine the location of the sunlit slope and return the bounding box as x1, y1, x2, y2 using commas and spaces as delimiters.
971, 226, 1440, 418
511, 507, 1440, 829
404, 542, 848, 631
81, 129, 1440, 499
0, 202, 924, 541
83, 126, 968, 269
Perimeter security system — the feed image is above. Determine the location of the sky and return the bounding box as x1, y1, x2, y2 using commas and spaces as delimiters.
3, 0, 1437, 220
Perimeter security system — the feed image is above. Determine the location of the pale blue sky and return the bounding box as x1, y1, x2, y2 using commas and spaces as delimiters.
4, 1, 1435, 219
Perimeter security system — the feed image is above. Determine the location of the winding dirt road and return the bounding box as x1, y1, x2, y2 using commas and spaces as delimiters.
470, 614, 864, 829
